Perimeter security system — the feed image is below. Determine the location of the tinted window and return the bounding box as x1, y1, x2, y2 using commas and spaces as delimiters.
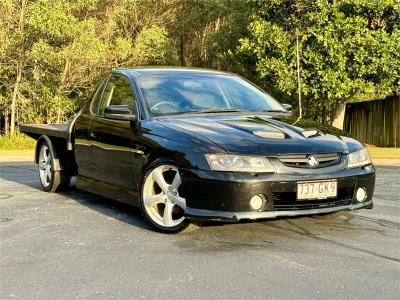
99, 74, 136, 115
90, 75, 108, 114
137, 74, 284, 116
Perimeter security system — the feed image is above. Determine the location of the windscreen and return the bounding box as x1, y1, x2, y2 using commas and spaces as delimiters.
137, 74, 284, 116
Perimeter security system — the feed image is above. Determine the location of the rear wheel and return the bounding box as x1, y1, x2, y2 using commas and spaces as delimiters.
38, 140, 70, 192
140, 162, 198, 233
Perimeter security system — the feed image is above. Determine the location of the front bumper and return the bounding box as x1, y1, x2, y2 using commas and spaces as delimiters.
180, 164, 375, 222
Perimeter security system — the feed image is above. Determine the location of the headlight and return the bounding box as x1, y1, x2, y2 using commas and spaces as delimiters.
347, 148, 371, 168
205, 154, 275, 173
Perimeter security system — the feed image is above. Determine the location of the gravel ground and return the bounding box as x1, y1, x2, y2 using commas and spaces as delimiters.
0, 162, 399, 299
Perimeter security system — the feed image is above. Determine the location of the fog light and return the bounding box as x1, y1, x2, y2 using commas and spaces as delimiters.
356, 187, 367, 202
250, 194, 265, 210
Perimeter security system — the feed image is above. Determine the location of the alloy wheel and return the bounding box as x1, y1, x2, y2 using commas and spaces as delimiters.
142, 165, 186, 228
38, 144, 52, 188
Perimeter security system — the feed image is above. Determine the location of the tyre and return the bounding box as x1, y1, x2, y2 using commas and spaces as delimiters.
38, 140, 71, 192
139, 160, 198, 233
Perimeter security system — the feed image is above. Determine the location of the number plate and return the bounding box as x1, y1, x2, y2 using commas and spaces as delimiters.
297, 179, 337, 200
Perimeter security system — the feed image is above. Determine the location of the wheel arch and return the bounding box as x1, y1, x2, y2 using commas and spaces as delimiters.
35, 135, 77, 174
144, 150, 176, 172
35, 135, 62, 171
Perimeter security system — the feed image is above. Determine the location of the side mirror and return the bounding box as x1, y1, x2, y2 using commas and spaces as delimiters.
282, 103, 292, 111
104, 105, 137, 121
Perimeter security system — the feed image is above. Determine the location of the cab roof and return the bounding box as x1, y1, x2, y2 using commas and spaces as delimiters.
115, 67, 231, 77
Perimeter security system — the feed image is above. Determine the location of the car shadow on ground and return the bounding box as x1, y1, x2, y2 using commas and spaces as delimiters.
0, 162, 152, 231
65, 184, 153, 231
0, 162, 247, 233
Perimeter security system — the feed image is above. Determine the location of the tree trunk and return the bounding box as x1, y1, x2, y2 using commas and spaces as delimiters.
10, 0, 27, 134
56, 59, 70, 123
179, 35, 185, 66
331, 101, 346, 129
4, 107, 10, 135
10, 60, 23, 133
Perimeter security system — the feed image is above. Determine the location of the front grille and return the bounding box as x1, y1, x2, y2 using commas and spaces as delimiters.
272, 186, 353, 211
278, 153, 341, 168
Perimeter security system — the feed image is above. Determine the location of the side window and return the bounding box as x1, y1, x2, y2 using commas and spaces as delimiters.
98, 74, 137, 116
90, 75, 108, 115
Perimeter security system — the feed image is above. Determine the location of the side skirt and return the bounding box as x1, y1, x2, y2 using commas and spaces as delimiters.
76, 175, 139, 207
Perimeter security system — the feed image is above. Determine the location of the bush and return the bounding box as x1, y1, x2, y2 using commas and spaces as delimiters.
0, 133, 36, 150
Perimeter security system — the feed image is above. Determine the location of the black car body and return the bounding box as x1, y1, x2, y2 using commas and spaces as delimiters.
21, 68, 375, 233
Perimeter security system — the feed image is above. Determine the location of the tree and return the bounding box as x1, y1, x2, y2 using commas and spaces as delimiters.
238, 0, 400, 124
169, 0, 252, 69
0, 0, 155, 127
132, 25, 178, 65
26, 0, 113, 123
0, 0, 28, 134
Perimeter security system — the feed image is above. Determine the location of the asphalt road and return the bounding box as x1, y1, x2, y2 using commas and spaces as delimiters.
0, 162, 399, 299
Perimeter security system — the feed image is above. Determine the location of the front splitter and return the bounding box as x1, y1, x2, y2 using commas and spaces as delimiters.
185, 200, 373, 222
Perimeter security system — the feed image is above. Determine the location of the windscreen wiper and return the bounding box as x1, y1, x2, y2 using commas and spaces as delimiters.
260, 109, 288, 113
187, 108, 249, 114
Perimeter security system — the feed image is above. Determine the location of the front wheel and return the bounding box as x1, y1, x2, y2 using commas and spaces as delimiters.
139, 162, 197, 233
38, 140, 70, 192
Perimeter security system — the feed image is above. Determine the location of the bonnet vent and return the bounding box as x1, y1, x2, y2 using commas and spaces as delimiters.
253, 131, 286, 139
301, 129, 322, 138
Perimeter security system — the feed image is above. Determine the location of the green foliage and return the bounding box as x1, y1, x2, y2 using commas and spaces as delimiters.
0, 132, 35, 150
238, 0, 400, 123
133, 26, 178, 65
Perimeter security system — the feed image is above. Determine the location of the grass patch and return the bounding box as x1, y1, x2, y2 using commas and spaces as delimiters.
0, 133, 36, 150
367, 146, 400, 159
0, 149, 34, 156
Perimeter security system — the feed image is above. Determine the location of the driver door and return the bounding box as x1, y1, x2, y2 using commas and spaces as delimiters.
89, 73, 137, 190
